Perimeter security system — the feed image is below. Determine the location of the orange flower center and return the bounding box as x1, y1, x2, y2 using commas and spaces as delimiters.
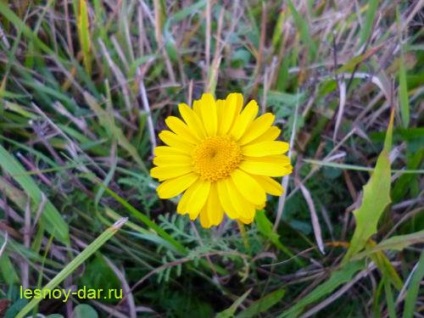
192, 136, 242, 182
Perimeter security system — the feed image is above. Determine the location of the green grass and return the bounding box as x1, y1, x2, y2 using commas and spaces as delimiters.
0, 0, 423, 317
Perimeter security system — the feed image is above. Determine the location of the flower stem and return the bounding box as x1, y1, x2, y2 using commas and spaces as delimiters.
237, 220, 249, 249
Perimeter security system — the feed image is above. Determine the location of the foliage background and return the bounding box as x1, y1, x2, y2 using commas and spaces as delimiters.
0, 0, 423, 317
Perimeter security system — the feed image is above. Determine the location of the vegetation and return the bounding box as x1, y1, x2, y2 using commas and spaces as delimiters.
0, 0, 423, 317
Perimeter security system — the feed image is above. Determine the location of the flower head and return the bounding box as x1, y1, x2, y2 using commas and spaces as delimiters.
150, 93, 292, 228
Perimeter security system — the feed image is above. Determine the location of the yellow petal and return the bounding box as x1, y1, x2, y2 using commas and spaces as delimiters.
177, 186, 193, 215
176, 179, 210, 220
252, 175, 283, 196
150, 165, 193, 181
156, 173, 198, 198
218, 93, 243, 135
237, 216, 255, 224
193, 99, 202, 116
239, 156, 292, 176
178, 103, 206, 139
242, 141, 289, 157
226, 180, 256, 222
230, 169, 266, 206
255, 202, 265, 210
217, 179, 240, 219
153, 154, 191, 166
230, 100, 259, 140
198, 93, 218, 136
239, 113, 275, 145
165, 116, 199, 144
159, 130, 194, 153
200, 183, 224, 228
154, 146, 187, 156
216, 99, 226, 131
246, 126, 281, 145
199, 210, 210, 228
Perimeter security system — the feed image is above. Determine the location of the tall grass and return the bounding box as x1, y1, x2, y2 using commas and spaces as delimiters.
0, 1, 423, 317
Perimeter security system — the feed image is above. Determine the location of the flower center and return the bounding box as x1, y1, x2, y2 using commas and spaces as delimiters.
192, 136, 243, 182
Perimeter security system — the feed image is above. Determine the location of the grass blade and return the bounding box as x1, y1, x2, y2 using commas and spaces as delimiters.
77, 0, 92, 75
303, 159, 424, 174
398, 44, 410, 127
286, 0, 317, 61
384, 280, 397, 318
369, 246, 403, 290
0, 145, 69, 244
15, 218, 128, 318
84, 91, 147, 172
359, 0, 379, 48
0, 1, 50, 54
403, 251, 424, 318
278, 261, 364, 317
352, 230, 424, 260
216, 288, 252, 318
100, 185, 186, 254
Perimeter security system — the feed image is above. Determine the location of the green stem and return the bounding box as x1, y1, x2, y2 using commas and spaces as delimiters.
237, 220, 249, 250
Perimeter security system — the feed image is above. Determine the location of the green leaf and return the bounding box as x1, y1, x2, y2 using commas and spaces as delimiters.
342, 111, 394, 263
352, 230, 424, 260
216, 288, 252, 318
342, 152, 391, 262
255, 211, 296, 261
5, 299, 28, 318
72, 304, 98, 318
0, 254, 20, 284
236, 289, 285, 318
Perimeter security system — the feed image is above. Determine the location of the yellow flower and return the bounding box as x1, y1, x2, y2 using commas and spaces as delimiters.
150, 93, 292, 228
